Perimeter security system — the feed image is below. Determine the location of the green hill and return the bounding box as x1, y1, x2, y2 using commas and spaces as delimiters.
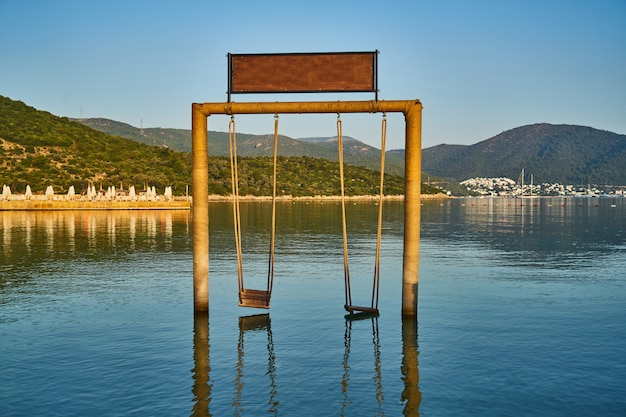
0, 96, 191, 195
76, 117, 408, 176
420, 123, 626, 185
1, 95, 429, 197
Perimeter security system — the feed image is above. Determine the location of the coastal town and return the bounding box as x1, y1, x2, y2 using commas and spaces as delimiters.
460, 176, 626, 197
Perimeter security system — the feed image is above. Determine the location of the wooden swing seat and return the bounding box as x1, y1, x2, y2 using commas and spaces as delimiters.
239, 289, 271, 309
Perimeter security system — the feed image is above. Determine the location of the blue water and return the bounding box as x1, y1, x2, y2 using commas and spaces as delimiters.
1, 199, 625, 416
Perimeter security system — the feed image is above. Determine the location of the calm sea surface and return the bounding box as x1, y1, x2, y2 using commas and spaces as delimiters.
1, 198, 625, 416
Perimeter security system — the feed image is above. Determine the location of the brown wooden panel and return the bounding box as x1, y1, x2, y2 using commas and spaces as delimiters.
229, 52, 377, 94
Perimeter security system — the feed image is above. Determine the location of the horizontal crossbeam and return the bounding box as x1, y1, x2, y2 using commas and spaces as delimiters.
193, 99, 421, 117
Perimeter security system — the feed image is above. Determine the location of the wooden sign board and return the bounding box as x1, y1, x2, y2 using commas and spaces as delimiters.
228, 51, 378, 100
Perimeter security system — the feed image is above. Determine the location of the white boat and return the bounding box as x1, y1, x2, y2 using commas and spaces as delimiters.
517, 168, 539, 198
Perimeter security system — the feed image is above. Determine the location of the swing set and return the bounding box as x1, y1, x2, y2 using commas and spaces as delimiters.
227, 110, 387, 313
228, 114, 279, 308
191, 51, 423, 317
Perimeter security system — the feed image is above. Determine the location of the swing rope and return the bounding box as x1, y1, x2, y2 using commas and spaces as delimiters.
339, 113, 387, 314
229, 114, 279, 308
372, 113, 387, 310
267, 114, 279, 300
228, 116, 245, 298
337, 115, 352, 309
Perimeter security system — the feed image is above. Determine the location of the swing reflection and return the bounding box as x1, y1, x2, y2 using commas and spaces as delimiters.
341, 315, 422, 416
233, 314, 278, 416
341, 314, 384, 416
190, 314, 421, 415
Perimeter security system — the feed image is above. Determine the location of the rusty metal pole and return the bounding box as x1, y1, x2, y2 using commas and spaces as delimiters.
192, 104, 209, 313
402, 102, 423, 317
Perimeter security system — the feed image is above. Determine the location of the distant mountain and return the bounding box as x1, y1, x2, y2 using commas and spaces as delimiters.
80, 118, 626, 190
419, 123, 626, 185
76, 118, 407, 176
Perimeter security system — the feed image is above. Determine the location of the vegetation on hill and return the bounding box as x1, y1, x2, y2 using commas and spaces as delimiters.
76, 117, 408, 176
0, 96, 191, 194
1, 96, 434, 197
421, 123, 626, 185
206, 155, 409, 197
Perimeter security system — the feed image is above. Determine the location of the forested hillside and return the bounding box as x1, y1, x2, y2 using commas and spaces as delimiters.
76, 117, 408, 176
421, 123, 626, 184
0, 96, 191, 194
1, 96, 424, 196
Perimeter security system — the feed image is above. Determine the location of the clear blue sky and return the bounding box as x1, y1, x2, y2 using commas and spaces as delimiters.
1, 0, 625, 150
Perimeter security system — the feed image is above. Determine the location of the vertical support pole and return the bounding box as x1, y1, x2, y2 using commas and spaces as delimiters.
402, 101, 423, 317
192, 104, 209, 312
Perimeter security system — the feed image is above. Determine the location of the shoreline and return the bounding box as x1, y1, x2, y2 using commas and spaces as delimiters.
4, 193, 619, 210
207, 193, 450, 202
0, 193, 451, 210
0, 200, 191, 211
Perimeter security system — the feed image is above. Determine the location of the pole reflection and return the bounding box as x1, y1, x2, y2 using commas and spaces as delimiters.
401, 317, 421, 416
191, 312, 212, 417
233, 314, 278, 416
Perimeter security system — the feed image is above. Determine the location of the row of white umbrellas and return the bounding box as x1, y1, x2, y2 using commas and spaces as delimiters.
2, 184, 175, 200
1, 184, 12, 199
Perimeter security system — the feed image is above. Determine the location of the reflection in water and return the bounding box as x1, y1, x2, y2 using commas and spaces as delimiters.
192, 313, 212, 417
342, 314, 385, 416
2, 200, 624, 415
421, 198, 626, 269
0, 210, 190, 268
233, 314, 278, 416
401, 317, 421, 416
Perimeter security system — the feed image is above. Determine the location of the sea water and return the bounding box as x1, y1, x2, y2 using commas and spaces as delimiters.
1, 198, 625, 416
